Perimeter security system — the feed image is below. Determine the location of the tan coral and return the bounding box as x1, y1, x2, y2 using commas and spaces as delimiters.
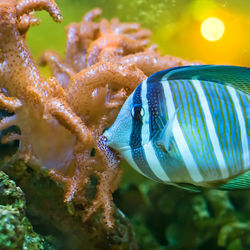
0, 0, 199, 228
0, 0, 92, 164
18, 12, 40, 35
67, 61, 147, 124
39, 50, 75, 88
86, 33, 146, 66
119, 52, 200, 76
64, 8, 102, 72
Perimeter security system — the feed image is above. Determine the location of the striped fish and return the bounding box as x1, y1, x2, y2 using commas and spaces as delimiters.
103, 65, 250, 191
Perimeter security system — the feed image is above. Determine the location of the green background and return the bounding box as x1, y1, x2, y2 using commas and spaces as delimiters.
27, 0, 250, 76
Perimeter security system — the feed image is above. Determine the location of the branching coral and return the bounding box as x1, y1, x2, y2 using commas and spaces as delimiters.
0, 0, 197, 227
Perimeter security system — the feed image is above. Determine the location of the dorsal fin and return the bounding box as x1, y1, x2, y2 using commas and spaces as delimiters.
148, 65, 250, 94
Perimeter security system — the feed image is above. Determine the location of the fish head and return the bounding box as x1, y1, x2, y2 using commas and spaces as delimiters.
103, 82, 149, 154
103, 92, 134, 152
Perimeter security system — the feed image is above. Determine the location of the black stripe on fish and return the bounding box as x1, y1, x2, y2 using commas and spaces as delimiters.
130, 84, 162, 182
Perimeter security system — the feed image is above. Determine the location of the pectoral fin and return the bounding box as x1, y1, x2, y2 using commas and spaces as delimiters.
157, 108, 179, 152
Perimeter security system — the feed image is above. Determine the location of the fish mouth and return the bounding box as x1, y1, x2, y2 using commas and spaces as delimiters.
106, 141, 131, 153
101, 133, 131, 153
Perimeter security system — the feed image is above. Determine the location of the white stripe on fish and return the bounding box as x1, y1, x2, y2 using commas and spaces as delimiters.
143, 140, 170, 182
191, 80, 229, 179
122, 149, 145, 175
227, 86, 249, 170
141, 80, 150, 146
161, 80, 203, 183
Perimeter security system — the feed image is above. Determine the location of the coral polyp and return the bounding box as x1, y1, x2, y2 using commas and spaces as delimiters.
0, 0, 196, 227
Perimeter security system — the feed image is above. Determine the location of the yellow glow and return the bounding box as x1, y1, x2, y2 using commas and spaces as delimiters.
201, 17, 225, 42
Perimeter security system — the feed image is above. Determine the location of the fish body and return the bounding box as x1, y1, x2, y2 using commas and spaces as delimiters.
103, 65, 250, 190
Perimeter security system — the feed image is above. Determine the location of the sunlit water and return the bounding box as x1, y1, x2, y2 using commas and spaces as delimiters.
27, 0, 250, 70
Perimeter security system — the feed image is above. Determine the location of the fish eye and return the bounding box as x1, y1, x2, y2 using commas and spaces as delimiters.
131, 105, 145, 120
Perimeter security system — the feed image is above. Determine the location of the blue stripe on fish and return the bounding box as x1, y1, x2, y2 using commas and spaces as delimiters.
141, 80, 171, 182
238, 93, 250, 169
144, 78, 173, 182
225, 87, 245, 172
147, 75, 167, 139
238, 92, 250, 140
168, 80, 220, 180
203, 82, 239, 175
160, 79, 204, 183
228, 88, 249, 170
130, 83, 162, 182
181, 80, 220, 178
178, 80, 219, 176
165, 78, 249, 181
149, 81, 194, 183
208, 81, 245, 175
191, 80, 229, 179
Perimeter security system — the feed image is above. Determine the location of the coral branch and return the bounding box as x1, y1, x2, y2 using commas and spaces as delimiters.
47, 98, 92, 146
86, 34, 145, 66
39, 50, 75, 88
64, 8, 101, 72
1, 132, 21, 144
129, 28, 152, 40
0, 93, 22, 112
83, 7, 102, 22
67, 61, 147, 117
18, 13, 40, 35
83, 166, 123, 228
120, 52, 200, 76
16, 0, 62, 23
0, 115, 17, 130
110, 18, 140, 34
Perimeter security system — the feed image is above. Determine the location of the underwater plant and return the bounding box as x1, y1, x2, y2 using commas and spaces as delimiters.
0, 0, 197, 228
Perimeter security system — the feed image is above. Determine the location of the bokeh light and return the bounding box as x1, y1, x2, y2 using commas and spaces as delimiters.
201, 17, 225, 42
27, 0, 250, 70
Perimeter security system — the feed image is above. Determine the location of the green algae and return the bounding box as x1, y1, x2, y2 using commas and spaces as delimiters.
115, 167, 250, 250
0, 171, 44, 250
0, 159, 137, 250
2, 158, 249, 249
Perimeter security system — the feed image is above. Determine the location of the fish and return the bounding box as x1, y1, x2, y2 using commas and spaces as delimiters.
103, 65, 250, 191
